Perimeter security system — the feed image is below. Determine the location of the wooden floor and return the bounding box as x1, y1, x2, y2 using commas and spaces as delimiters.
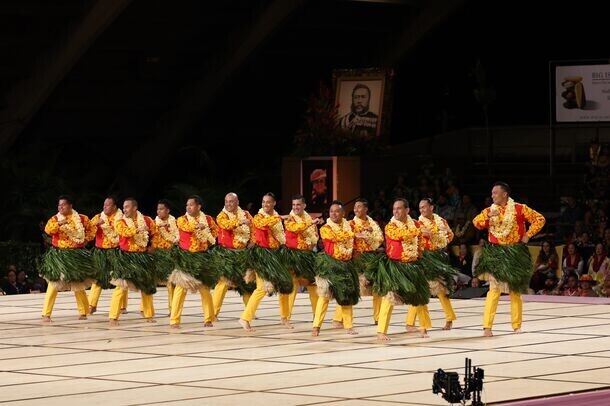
1, 290, 610, 405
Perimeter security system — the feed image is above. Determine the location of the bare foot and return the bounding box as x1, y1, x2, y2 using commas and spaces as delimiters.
140, 311, 144, 316
78, 315, 87, 320
442, 321, 453, 331
346, 328, 358, 335
280, 318, 294, 329
120, 308, 127, 314
41, 316, 51, 323
203, 321, 214, 327
238, 319, 254, 332
419, 329, 429, 338
406, 325, 419, 333
377, 333, 390, 341
109, 319, 120, 327
88, 305, 96, 315
332, 321, 344, 329
145, 318, 157, 323
212, 316, 219, 322
170, 324, 181, 329
311, 327, 320, 337
483, 328, 493, 337
514, 328, 522, 334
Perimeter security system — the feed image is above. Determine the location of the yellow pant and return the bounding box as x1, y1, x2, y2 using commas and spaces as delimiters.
377, 298, 431, 334
170, 284, 214, 325
279, 275, 319, 320
241, 273, 268, 322
90, 283, 128, 310
406, 292, 456, 326
108, 287, 154, 320
88, 282, 103, 308
333, 294, 381, 324
167, 283, 175, 311
373, 293, 381, 322
483, 288, 522, 330
213, 280, 251, 317
42, 284, 89, 317
329, 305, 354, 328
313, 298, 353, 329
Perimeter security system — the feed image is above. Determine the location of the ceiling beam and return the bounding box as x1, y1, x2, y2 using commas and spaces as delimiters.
0, 0, 131, 153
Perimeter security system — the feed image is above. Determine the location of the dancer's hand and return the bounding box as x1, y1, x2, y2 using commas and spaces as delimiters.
489, 209, 499, 217
521, 235, 530, 244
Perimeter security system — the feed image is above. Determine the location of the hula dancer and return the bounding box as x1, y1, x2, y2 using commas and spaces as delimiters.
108, 198, 158, 326
377, 199, 430, 340
152, 199, 179, 313
332, 198, 383, 327
212, 192, 254, 318
406, 198, 458, 331
280, 194, 322, 324
239, 193, 293, 331
88, 196, 123, 315
473, 182, 545, 337
41, 195, 96, 322
169, 195, 218, 328
312, 200, 359, 336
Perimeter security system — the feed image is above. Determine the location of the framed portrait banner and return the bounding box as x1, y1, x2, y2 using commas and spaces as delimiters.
300, 157, 337, 214
333, 68, 394, 140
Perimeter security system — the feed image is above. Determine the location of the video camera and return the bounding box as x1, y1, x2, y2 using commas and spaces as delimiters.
432, 358, 484, 405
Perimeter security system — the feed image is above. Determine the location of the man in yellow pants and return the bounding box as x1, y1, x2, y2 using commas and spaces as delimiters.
332, 198, 384, 327
88, 196, 124, 315
169, 195, 218, 329
281, 194, 322, 325
378, 198, 430, 339
213, 193, 254, 318
152, 199, 180, 313
473, 182, 545, 337
40, 195, 96, 322
239, 192, 293, 331
312, 200, 359, 336
108, 198, 158, 326
406, 198, 456, 331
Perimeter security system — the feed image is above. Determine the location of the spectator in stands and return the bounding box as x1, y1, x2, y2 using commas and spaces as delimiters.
445, 180, 460, 207
391, 174, 408, 200
470, 238, 487, 288
452, 212, 476, 245
451, 243, 472, 287
562, 272, 579, 296
567, 221, 586, 245
370, 198, 389, 225
15, 270, 33, 294
459, 194, 478, 222
537, 275, 558, 295
578, 274, 598, 297
576, 231, 595, 265
436, 194, 455, 226
1, 267, 20, 295
530, 240, 559, 292
587, 243, 609, 285
562, 242, 584, 277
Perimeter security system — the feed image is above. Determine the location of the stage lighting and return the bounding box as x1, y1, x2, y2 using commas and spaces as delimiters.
432, 358, 484, 405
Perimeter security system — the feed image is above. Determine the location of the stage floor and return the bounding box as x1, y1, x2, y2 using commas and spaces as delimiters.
1, 291, 610, 405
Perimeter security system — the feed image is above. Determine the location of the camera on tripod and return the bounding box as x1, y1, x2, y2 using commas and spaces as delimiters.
432, 358, 484, 405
